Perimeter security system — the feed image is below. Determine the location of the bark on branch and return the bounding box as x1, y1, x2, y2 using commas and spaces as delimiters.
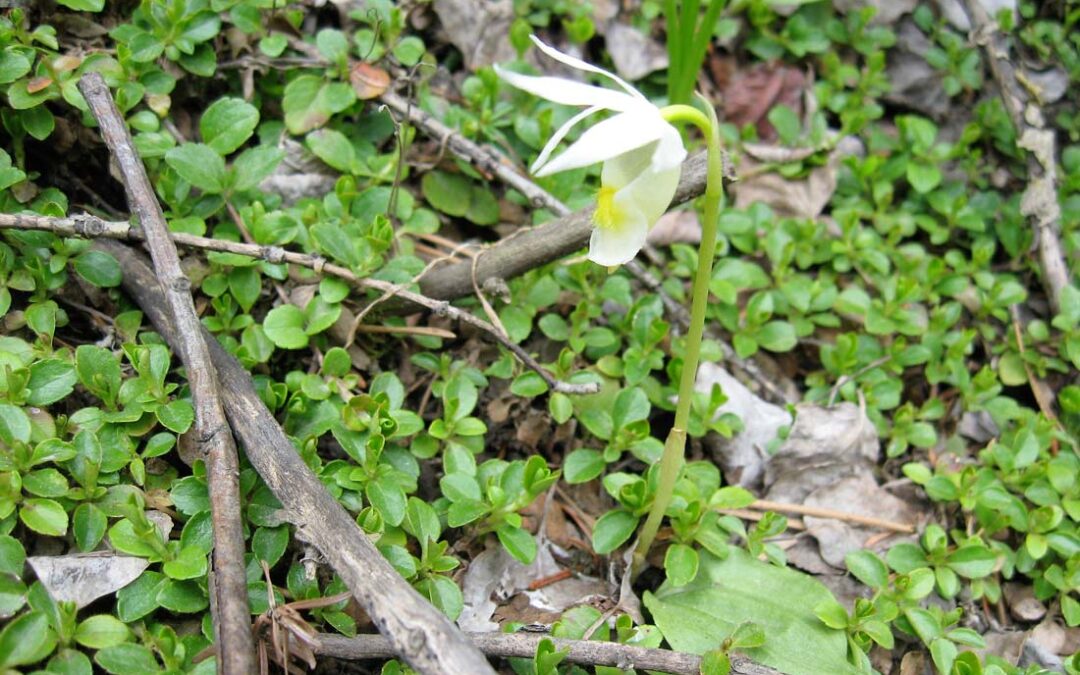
962, 0, 1072, 313
313, 631, 784, 675
77, 72, 255, 675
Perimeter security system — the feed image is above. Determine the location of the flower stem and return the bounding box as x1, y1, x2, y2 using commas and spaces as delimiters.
633, 100, 724, 570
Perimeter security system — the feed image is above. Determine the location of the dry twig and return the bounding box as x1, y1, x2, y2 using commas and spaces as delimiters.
962, 0, 1072, 314
96, 239, 497, 675
78, 72, 256, 674
0, 211, 595, 395
313, 631, 784, 675
749, 499, 915, 534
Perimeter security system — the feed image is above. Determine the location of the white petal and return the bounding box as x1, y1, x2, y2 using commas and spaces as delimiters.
535, 109, 665, 177
493, 65, 639, 112
650, 122, 688, 172
529, 35, 645, 101
617, 162, 681, 226
600, 142, 658, 190
531, 106, 602, 174
588, 210, 648, 266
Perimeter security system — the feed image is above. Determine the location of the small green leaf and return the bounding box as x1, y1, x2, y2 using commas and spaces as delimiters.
232, 145, 284, 191
0, 536, 25, 577
252, 526, 289, 567
95, 643, 160, 675
263, 305, 308, 349
591, 509, 639, 555
165, 143, 228, 193
0, 610, 56, 668
496, 525, 537, 564
73, 250, 122, 288
510, 371, 549, 397
200, 97, 259, 155
844, 550, 888, 589
700, 650, 732, 675
72, 503, 107, 552
57, 0, 104, 9
157, 399, 194, 434
664, 543, 699, 587
421, 171, 471, 217
19, 498, 68, 536
74, 614, 131, 649
563, 449, 605, 484
116, 571, 165, 622
814, 599, 849, 629
162, 546, 208, 580
26, 359, 77, 406
157, 579, 209, 614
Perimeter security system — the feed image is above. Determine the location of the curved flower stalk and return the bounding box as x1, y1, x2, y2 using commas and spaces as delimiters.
494, 36, 687, 266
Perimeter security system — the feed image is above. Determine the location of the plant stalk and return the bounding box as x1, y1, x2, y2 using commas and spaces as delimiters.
633, 101, 723, 570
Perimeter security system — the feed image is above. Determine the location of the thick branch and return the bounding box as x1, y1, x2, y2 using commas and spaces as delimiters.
77, 73, 255, 674
96, 239, 497, 675
409, 151, 710, 302
313, 631, 783, 675
962, 0, 1071, 314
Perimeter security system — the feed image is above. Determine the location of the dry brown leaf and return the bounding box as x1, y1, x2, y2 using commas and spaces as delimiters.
646, 209, 701, 247
801, 474, 922, 568
27, 77, 53, 94
1004, 582, 1048, 622
349, 62, 390, 100
28, 554, 149, 609
604, 23, 668, 81
432, 0, 516, 70
697, 363, 792, 488
722, 63, 806, 142
764, 402, 880, 504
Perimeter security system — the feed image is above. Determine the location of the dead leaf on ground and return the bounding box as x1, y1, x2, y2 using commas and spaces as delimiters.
1030, 618, 1080, 657
834, 0, 916, 25
697, 363, 792, 488
459, 545, 610, 632
937, 0, 1016, 30
28, 554, 149, 609
730, 136, 861, 221
259, 138, 337, 205
802, 473, 923, 569
349, 61, 390, 99
432, 0, 517, 70
764, 402, 879, 504
604, 23, 668, 81
646, 209, 701, 247
885, 19, 949, 119
1004, 582, 1047, 622
721, 62, 806, 142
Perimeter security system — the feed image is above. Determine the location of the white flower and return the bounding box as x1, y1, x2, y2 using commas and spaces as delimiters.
495, 36, 686, 266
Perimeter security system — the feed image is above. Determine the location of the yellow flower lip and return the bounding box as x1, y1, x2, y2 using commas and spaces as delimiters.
593, 185, 623, 231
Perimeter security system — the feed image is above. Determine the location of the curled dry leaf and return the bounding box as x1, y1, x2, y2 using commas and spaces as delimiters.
730, 137, 861, 221
349, 62, 390, 100
28, 554, 149, 609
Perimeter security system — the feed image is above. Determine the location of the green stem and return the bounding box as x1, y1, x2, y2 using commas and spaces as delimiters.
633, 100, 723, 570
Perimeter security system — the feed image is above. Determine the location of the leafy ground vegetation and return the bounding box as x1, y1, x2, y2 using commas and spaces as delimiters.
0, 0, 1078, 674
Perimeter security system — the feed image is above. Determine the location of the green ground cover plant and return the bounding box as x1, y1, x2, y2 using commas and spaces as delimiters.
0, 0, 1077, 674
